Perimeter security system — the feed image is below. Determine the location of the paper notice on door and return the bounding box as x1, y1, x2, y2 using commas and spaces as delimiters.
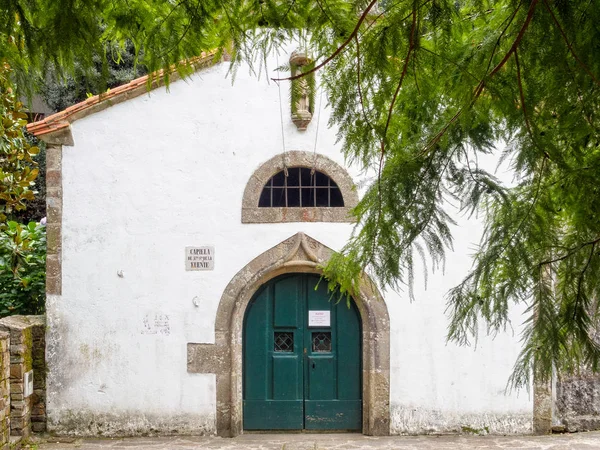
309, 310, 331, 327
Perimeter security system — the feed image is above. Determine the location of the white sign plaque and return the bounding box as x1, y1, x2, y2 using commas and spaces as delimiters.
309, 310, 331, 327
24, 370, 33, 398
186, 246, 214, 271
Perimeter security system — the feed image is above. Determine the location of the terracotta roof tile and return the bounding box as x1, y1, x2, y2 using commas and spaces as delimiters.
27, 52, 216, 137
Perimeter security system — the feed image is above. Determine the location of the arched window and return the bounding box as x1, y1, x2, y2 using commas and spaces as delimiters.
242, 151, 358, 223
258, 168, 344, 208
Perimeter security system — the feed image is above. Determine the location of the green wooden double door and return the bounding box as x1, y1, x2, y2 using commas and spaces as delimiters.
243, 273, 362, 431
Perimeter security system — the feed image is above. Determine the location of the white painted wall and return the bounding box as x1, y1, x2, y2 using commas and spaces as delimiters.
47, 46, 532, 436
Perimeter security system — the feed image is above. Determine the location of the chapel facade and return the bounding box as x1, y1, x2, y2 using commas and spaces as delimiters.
27, 45, 542, 437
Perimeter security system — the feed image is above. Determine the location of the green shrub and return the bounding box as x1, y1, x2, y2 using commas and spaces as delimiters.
0, 66, 40, 222
0, 221, 46, 317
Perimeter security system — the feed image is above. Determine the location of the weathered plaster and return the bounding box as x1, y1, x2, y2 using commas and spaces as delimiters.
241, 151, 359, 223
28, 53, 216, 144
188, 232, 391, 437
390, 405, 532, 435
46, 410, 214, 437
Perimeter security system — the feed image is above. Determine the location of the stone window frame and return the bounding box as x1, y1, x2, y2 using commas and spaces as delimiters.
242, 151, 359, 223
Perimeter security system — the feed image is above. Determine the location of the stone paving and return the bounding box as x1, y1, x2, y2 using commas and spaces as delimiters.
32, 432, 600, 450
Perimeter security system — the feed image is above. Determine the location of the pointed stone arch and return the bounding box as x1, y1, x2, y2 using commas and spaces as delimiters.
187, 232, 390, 437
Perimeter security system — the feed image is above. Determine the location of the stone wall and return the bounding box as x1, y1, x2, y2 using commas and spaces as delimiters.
31, 322, 46, 433
0, 316, 46, 439
555, 371, 600, 431
0, 332, 10, 450
555, 327, 600, 432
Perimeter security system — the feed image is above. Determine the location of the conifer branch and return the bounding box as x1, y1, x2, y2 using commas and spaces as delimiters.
354, 36, 374, 131
271, 0, 379, 82
412, 55, 420, 95
538, 237, 600, 267
157, 0, 189, 29
359, 1, 429, 43
216, 0, 251, 44
573, 83, 596, 130
383, 6, 417, 140
462, 147, 486, 190
489, 0, 539, 77
152, 0, 204, 61
420, 105, 466, 157
155, 17, 194, 61
514, 49, 531, 135
514, 48, 547, 159
573, 242, 596, 322
281, 0, 297, 22
420, 48, 478, 82
497, 155, 547, 260
404, 148, 458, 252
374, 4, 418, 256
542, 0, 600, 87
314, 0, 340, 34
419, 2, 523, 157
420, 73, 489, 157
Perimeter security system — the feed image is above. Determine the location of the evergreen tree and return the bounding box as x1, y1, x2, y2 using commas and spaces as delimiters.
1, 0, 599, 387
39, 41, 147, 113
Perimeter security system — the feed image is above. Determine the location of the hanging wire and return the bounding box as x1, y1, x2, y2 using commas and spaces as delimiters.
311, 81, 325, 175
275, 52, 288, 177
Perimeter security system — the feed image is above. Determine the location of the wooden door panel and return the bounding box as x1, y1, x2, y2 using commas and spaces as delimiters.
273, 355, 302, 400
244, 400, 304, 429
304, 400, 362, 430
335, 297, 362, 401
243, 286, 270, 401
243, 278, 304, 429
274, 276, 300, 327
307, 355, 335, 400
243, 274, 361, 431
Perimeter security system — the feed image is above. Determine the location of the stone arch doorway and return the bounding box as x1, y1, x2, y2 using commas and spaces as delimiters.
187, 232, 390, 437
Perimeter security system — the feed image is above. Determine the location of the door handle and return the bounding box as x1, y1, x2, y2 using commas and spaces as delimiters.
312, 362, 315, 369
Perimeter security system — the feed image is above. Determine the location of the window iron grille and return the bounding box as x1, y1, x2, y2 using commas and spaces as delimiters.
312, 332, 332, 352
258, 168, 344, 208
274, 332, 294, 352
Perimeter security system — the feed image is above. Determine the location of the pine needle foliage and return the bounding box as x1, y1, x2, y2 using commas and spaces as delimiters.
2, 0, 600, 387
222, 0, 600, 388
0, 0, 226, 96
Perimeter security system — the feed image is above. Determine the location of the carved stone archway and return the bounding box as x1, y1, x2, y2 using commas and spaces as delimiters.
187, 232, 390, 437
